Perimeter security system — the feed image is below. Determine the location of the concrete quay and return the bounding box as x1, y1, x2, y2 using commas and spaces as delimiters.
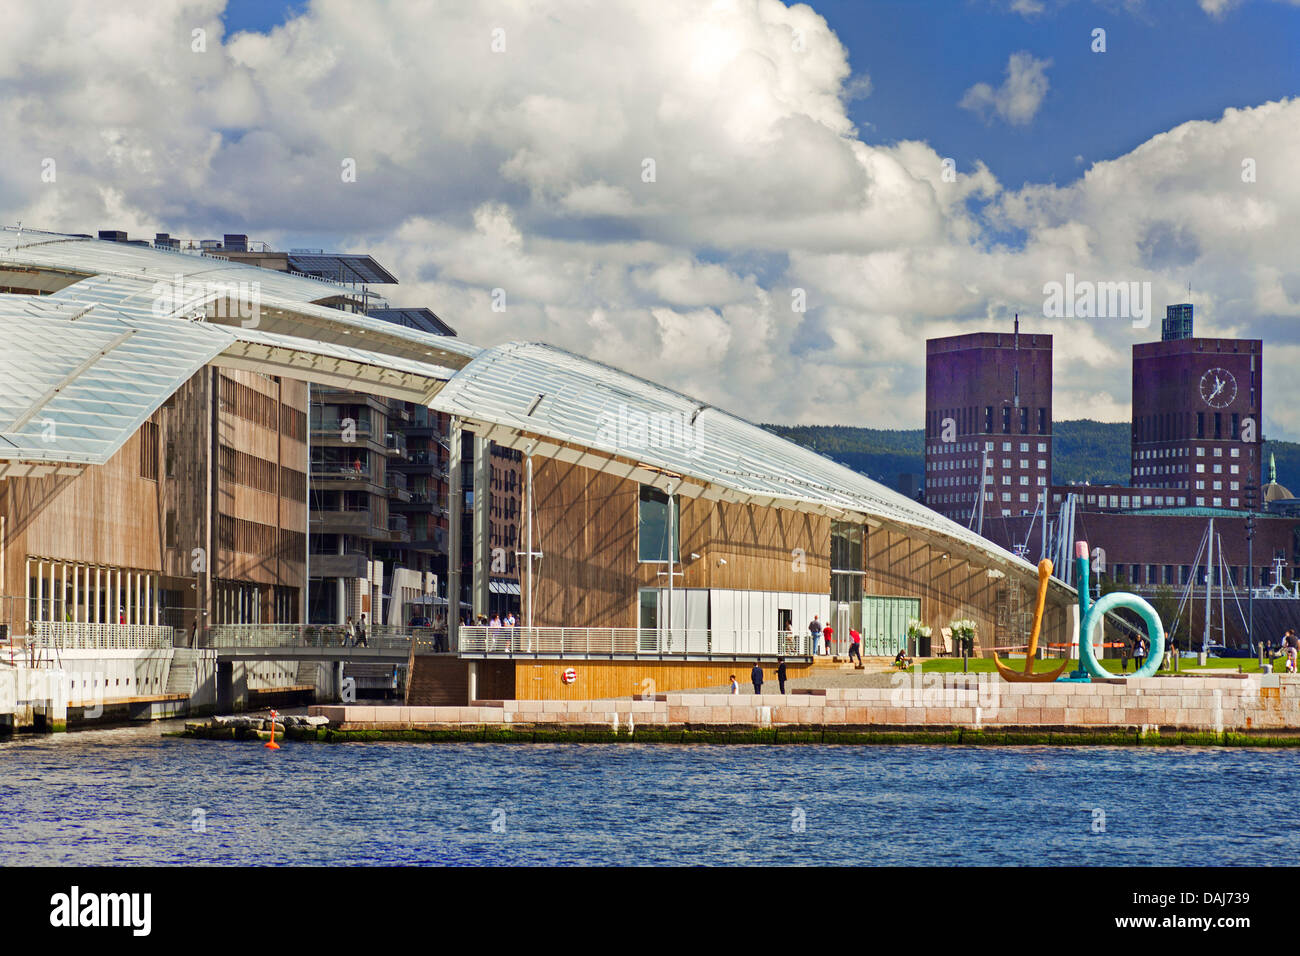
300, 673, 1300, 744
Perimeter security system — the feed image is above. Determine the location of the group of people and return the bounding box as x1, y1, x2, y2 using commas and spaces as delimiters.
1118, 633, 1150, 671
1264, 629, 1300, 672
730, 658, 790, 695
342, 613, 368, 647
806, 614, 863, 662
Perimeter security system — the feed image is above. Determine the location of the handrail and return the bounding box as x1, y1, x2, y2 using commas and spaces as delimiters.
31, 622, 175, 650
456, 626, 809, 658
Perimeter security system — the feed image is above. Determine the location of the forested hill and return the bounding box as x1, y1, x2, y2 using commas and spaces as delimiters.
763, 421, 1300, 493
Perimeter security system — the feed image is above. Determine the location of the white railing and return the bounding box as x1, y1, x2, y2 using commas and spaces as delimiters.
457, 627, 810, 658
31, 622, 176, 650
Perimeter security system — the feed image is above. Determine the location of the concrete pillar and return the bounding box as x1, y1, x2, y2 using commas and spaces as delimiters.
60, 563, 67, 623
48, 562, 55, 623
25, 559, 32, 630
467, 660, 478, 705
72, 565, 79, 625
448, 416, 463, 645
472, 433, 491, 621
35, 561, 44, 624
94, 567, 101, 624
114, 568, 121, 623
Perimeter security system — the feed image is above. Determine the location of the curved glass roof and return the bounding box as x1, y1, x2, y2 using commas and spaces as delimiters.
0, 226, 1053, 590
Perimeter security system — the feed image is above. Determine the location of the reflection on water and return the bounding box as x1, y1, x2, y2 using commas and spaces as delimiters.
0, 726, 1292, 865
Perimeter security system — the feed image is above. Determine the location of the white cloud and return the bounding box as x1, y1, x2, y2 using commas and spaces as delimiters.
959, 51, 1052, 126
1, 1, 1298, 439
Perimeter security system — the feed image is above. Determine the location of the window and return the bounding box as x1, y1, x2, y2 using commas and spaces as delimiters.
638, 589, 659, 629
638, 485, 680, 562
139, 421, 159, 481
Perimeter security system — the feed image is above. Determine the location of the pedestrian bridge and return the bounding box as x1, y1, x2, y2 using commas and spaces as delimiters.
199, 624, 441, 662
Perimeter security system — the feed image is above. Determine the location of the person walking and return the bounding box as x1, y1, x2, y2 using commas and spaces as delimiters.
809, 615, 823, 655
777, 658, 787, 694
1134, 634, 1146, 669
729, 674, 740, 695
355, 612, 368, 648
344, 615, 356, 647
750, 662, 764, 695
848, 629, 862, 665
822, 624, 834, 657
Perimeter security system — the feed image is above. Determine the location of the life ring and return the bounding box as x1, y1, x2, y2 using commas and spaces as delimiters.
561, 667, 576, 684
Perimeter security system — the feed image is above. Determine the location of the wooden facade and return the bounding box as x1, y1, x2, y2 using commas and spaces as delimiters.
527, 456, 1071, 652
531, 458, 830, 629
0, 365, 307, 635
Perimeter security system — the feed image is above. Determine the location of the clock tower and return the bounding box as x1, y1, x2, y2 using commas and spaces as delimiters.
1131, 327, 1263, 511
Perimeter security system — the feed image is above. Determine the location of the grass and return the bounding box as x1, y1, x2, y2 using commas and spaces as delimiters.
914, 655, 1274, 675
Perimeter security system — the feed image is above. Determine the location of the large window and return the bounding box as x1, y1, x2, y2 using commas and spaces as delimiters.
638, 485, 679, 562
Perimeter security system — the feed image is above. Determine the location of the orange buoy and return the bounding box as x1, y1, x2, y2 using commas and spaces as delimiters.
264, 708, 280, 750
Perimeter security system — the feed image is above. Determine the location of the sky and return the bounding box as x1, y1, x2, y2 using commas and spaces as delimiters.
1, 0, 1298, 437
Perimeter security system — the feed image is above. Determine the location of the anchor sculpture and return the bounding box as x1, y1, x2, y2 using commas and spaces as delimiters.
995, 542, 1165, 682
993, 559, 1073, 682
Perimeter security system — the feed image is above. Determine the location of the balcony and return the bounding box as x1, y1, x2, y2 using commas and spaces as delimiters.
385, 432, 408, 458
311, 508, 386, 537
309, 551, 370, 578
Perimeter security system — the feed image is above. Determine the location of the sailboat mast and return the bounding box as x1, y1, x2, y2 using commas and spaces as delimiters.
1203, 518, 1213, 653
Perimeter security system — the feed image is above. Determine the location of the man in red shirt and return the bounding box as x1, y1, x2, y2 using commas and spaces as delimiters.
848, 629, 862, 664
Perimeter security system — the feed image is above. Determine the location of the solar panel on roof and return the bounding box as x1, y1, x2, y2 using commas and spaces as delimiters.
285, 253, 398, 285
368, 307, 457, 337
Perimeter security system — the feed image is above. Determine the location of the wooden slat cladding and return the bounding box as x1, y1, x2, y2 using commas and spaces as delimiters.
511, 658, 816, 700
219, 371, 306, 440
530, 458, 830, 629
533, 458, 637, 628
697, 501, 829, 594
2, 366, 308, 629
218, 444, 306, 499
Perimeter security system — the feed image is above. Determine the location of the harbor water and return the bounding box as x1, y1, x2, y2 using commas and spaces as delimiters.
0, 723, 1294, 866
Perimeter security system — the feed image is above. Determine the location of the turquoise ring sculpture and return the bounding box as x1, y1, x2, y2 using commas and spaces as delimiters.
1075, 541, 1165, 679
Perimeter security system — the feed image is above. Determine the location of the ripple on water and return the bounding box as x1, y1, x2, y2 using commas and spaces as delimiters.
0, 728, 1295, 865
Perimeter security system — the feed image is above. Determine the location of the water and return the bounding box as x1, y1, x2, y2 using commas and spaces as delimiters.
0, 723, 1294, 865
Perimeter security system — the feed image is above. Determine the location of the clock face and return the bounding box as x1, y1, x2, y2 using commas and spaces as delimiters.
1199, 368, 1237, 409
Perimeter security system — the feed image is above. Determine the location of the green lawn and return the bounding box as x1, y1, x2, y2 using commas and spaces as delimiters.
912, 655, 1274, 675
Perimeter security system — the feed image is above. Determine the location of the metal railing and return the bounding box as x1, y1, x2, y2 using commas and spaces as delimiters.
457, 627, 810, 658
201, 623, 449, 651
31, 622, 176, 650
